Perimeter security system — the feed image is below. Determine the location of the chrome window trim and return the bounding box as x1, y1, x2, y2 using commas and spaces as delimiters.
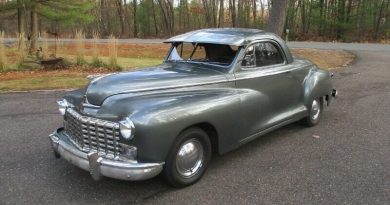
238, 39, 288, 72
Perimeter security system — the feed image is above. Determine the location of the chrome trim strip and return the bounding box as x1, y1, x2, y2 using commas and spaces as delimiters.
82, 103, 100, 109
49, 129, 164, 181
116, 79, 230, 95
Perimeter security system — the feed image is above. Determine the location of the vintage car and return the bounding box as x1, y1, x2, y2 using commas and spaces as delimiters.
49, 28, 337, 187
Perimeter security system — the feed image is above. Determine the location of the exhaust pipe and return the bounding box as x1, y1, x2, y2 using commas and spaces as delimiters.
331, 89, 338, 98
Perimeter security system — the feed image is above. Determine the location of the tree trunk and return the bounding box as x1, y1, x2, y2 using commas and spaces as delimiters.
260, 0, 264, 26
167, 0, 175, 34
185, 0, 190, 30
266, 0, 289, 36
180, 0, 184, 31
17, 0, 26, 50
202, 0, 212, 27
17, 1, 25, 35
345, 0, 352, 23
252, 0, 257, 27
29, 3, 38, 55
133, 0, 138, 37
374, 0, 386, 39
157, 0, 171, 35
229, 0, 236, 27
116, 0, 128, 38
307, 0, 313, 34
218, 0, 224, 27
300, 0, 306, 34
237, 0, 242, 27
151, 0, 158, 36
212, 0, 218, 27
319, 0, 324, 35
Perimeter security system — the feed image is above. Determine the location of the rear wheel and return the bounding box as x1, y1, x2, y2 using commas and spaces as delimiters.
302, 98, 323, 127
163, 127, 211, 187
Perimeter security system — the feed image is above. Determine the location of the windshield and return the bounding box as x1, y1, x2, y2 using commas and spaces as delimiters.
167, 42, 239, 66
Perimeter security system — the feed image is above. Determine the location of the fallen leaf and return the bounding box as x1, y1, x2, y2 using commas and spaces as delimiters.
312, 135, 320, 139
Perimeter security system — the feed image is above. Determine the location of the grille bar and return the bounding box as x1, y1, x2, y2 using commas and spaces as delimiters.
64, 108, 121, 158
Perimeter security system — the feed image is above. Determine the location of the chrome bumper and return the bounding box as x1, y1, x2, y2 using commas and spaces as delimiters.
49, 128, 164, 181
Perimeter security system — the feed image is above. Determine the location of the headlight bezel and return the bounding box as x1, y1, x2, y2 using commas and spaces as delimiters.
57, 99, 74, 115
119, 117, 135, 140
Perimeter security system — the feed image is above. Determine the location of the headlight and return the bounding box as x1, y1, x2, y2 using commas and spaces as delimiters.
57, 99, 73, 115
119, 117, 135, 140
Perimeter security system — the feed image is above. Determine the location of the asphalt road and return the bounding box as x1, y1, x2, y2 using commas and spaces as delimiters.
1, 47, 389, 204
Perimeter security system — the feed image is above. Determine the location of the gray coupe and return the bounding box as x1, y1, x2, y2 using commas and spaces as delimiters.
49, 28, 337, 187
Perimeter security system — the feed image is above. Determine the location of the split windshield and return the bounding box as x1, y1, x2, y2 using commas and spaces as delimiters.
167, 42, 239, 66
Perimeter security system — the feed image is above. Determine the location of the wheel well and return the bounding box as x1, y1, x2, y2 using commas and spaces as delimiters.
188, 123, 219, 155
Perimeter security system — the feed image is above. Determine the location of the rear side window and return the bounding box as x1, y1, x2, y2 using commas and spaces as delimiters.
242, 42, 284, 67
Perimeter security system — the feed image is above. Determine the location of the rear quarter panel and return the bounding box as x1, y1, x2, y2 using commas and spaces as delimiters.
303, 66, 333, 107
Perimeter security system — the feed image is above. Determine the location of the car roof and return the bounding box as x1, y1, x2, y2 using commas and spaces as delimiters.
164, 28, 270, 46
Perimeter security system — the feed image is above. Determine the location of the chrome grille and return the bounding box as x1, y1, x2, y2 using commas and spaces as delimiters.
64, 108, 121, 158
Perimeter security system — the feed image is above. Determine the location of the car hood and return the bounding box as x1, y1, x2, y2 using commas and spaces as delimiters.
86, 63, 228, 105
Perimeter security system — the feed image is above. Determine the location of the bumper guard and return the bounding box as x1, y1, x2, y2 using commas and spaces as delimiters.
49, 128, 164, 181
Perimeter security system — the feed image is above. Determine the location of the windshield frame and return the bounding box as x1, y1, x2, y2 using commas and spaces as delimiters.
164, 42, 241, 70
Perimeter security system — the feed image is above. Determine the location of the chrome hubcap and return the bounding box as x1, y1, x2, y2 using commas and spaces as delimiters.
311, 100, 320, 120
176, 139, 204, 178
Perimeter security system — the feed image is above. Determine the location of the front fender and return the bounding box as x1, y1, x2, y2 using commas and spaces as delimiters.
303, 67, 333, 107
98, 86, 241, 162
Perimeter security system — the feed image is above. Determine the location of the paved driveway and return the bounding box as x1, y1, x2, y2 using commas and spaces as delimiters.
0, 47, 389, 204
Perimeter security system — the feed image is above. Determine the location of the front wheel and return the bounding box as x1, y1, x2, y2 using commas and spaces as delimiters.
163, 128, 211, 187
302, 98, 323, 127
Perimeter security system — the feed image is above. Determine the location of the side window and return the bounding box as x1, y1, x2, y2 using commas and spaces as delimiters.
254, 42, 284, 67
241, 42, 284, 68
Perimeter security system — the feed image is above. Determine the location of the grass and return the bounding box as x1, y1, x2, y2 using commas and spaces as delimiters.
0, 76, 88, 92
0, 31, 6, 71
0, 57, 162, 92
108, 35, 119, 69
75, 30, 86, 65
291, 48, 355, 70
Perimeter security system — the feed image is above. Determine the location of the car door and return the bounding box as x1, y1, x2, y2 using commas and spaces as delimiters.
234, 40, 300, 140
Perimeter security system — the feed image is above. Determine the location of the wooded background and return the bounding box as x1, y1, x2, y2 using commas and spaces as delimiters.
0, 0, 389, 42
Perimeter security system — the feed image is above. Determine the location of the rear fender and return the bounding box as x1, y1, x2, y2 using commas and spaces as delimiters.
303, 67, 333, 108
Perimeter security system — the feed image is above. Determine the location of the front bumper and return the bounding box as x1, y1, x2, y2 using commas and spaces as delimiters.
49, 128, 164, 181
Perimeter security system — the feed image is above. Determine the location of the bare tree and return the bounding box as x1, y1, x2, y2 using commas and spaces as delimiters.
218, 0, 224, 27
133, 0, 138, 37
252, 0, 257, 27
116, 0, 129, 37
151, 0, 159, 35
157, 0, 174, 35
229, 0, 237, 27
